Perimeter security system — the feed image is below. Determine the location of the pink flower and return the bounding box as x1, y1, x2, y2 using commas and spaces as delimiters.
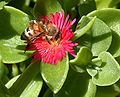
26, 12, 77, 64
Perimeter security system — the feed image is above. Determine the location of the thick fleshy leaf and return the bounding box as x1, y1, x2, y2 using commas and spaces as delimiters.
6, 74, 43, 97
40, 55, 69, 94
70, 46, 92, 66
0, 6, 30, 63
95, 85, 120, 97
114, 80, 120, 93
9, 61, 40, 97
54, 68, 96, 97
5, 75, 20, 88
109, 0, 120, 7
72, 16, 96, 41
0, 1, 7, 10
78, 0, 96, 16
0, 80, 10, 97
33, 0, 63, 18
0, 56, 6, 79
87, 58, 102, 77
12, 64, 19, 77
20, 74, 43, 97
90, 18, 112, 56
92, 52, 120, 86
88, 8, 120, 57
95, 0, 112, 9
76, 17, 112, 56
95, 0, 120, 9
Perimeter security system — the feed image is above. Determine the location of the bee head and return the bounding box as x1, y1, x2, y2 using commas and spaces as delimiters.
21, 28, 29, 40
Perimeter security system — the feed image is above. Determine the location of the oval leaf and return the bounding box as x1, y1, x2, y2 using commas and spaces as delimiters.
90, 18, 112, 56
76, 17, 112, 56
0, 6, 30, 63
9, 61, 40, 97
33, 0, 63, 18
72, 16, 96, 41
6, 74, 43, 97
54, 69, 96, 97
20, 74, 43, 97
95, 0, 112, 9
88, 8, 120, 57
0, 1, 7, 10
92, 52, 120, 86
40, 55, 69, 94
95, 85, 119, 97
70, 46, 92, 66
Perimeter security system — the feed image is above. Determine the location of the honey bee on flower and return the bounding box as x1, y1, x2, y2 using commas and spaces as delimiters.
21, 12, 77, 64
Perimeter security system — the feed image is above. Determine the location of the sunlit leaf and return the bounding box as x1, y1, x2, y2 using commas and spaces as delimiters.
41, 55, 69, 94
0, 6, 30, 63
70, 46, 92, 66
88, 8, 120, 57
72, 16, 96, 41
92, 52, 120, 86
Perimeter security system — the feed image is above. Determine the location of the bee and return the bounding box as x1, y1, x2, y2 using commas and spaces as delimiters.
21, 19, 61, 46
21, 20, 46, 44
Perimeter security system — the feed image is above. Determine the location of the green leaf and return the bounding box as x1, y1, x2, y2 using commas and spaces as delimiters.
95, 0, 120, 9
12, 64, 19, 77
95, 85, 120, 97
77, 17, 112, 56
90, 18, 112, 56
6, 74, 43, 97
88, 8, 120, 57
86, 58, 102, 77
87, 58, 102, 77
54, 69, 96, 97
114, 80, 120, 93
92, 52, 120, 86
33, 0, 63, 18
0, 80, 10, 97
0, 0, 11, 10
87, 68, 97, 77
78, 0, 96, 16
40, 55, 69, 94
0, 1, 7, 10
92, 58, 102, 67
0, 56, 6, 79
9, 61, 40, 97
5, 75, 20, 89
20, 74, 43, 97
95, 0, 112, 9
109, 0, 120, 7
72, 16, 96, 41
0, 6, 30, 63
70, 46, 92, 66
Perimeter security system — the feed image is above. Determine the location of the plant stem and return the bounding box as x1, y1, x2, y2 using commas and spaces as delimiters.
9, 61, 40, 97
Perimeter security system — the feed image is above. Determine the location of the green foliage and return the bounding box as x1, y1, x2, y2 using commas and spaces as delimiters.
40, 55, 69, 94
0, 0, 120, 97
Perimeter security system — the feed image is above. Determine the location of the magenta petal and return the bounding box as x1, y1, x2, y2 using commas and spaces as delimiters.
26, 12, 77, 65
